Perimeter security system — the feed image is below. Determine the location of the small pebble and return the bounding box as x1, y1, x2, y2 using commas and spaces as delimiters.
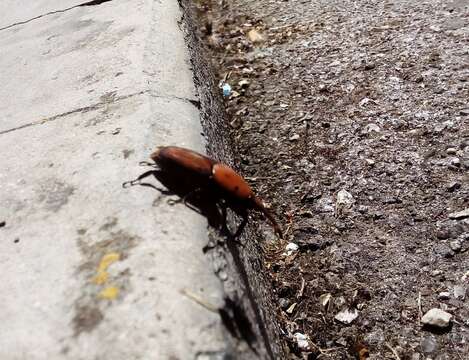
284, 242, 299, 256
279, 298, 290, 310
293, 333, 311, 351
448, 208, 469, 220
446, 147, 457, 155
434, 243, 454, 258
421, 308, 452, 329
335, 308, 358, 324
437, 292, 451, 300
453, 285, 466, 300
446, 181, 461, 192
336, 189, 354, 207
449, 239, 462, 252
449, 157, 461, 167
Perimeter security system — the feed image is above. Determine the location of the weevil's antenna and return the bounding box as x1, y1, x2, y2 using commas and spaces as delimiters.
253, 197, 283, 239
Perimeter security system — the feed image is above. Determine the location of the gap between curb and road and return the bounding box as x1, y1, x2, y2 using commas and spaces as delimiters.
0, 0, 281, 359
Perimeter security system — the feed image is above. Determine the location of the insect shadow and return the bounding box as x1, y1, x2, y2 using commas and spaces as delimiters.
123, 163, 248, 241
124, 164, 269, 356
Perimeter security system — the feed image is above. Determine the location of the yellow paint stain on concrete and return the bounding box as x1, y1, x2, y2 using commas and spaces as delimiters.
98, 253, 120, 272
99, 286, 119, 300
92, 252, 120, 285
93, 271, 109, 285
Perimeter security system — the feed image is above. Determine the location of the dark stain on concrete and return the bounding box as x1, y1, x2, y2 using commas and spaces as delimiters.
37, 179, 75, 212
72, 305, 104, 336
99, 217, 118, 232
122, 149, 134, 159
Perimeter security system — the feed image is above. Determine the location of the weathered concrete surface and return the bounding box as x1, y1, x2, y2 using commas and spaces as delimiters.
0, 1, 228, 359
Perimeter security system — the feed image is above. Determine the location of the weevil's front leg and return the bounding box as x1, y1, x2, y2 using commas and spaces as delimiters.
139, 161, 159, 168
122, 170, 157, 188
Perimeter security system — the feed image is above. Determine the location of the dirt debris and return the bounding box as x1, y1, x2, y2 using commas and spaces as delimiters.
191, 0, 468, 358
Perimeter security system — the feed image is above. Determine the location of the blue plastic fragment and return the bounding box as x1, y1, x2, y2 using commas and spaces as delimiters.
222, 83, 232, 97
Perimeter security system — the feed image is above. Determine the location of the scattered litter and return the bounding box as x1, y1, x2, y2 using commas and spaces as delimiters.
335, 308, 359, 324
222, 83, 232, 97
0, 221, 5, 228
286, 302, 297, 314
319, 293, 332, 308
247, 29, 264, 43
284, 242, 299, 256
293, 333, 311, 351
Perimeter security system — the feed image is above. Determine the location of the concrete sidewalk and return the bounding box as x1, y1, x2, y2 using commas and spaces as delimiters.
0, 0, 229, 358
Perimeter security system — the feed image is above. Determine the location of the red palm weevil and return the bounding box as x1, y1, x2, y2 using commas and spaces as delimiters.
150, 146, 283, 238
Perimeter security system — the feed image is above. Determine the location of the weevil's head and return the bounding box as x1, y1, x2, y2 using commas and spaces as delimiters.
150, 146, 166, 163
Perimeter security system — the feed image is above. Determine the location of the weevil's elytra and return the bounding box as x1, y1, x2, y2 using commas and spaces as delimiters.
151, 146, 214, 177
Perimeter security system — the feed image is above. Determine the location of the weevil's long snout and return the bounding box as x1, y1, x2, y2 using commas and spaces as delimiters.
253, 197, 283, 239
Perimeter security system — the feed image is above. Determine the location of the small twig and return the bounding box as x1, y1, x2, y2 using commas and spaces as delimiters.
297, 278, 306, 299
385, 342, 401, 360
180, 288, 218, 313
417, 291, 422, 324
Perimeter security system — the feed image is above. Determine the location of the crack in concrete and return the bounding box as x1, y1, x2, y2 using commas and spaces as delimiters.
0, 91, 202, 136
0, 90, 147, 136
149, 92, 201, 110
0, 0, 113, 32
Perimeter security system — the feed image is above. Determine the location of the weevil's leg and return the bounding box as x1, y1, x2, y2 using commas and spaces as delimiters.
218, 201, 230, 236
122, 170, 156, 188
182, 188, 203, 205
139, 161, 158, 168
166, 188, 202, 207
138, 183, 168, 193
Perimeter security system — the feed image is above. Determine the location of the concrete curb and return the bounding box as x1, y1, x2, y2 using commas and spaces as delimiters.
0, 0, 237, 358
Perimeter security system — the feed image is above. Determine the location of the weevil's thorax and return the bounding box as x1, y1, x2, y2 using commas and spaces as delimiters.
212, 163, 255, 206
